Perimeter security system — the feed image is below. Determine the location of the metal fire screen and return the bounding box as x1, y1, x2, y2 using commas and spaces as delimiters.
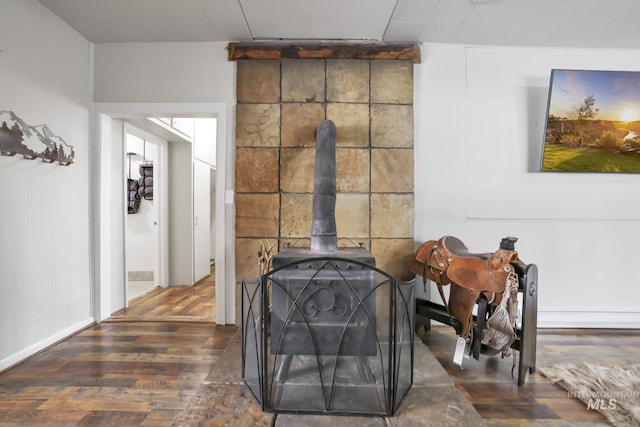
241, 256, 415, 416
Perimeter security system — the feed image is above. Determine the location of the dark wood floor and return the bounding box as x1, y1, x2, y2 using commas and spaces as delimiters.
420, 325, 640, 426
110, 266, 215, 322
0, 321, 237, 426
1, 271, 636, 425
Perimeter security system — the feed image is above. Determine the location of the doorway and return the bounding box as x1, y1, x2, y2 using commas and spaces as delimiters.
93, 103, 233, 325
123, 125, 165, 303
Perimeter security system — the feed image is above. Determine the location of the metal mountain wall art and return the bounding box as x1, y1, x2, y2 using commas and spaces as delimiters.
0, 110, 75, 166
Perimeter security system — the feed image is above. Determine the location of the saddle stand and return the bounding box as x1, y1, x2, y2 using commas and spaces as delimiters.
410, 236, 538, 386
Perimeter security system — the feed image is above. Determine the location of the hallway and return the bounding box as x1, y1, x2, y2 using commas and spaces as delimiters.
113, 266, 216, 322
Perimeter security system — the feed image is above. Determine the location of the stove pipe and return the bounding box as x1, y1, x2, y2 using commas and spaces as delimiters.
310, 120, 338, 252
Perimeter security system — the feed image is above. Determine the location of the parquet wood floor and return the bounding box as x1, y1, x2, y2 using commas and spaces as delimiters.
0, 321, 237, 426
110, 266, 215, 322
420, 325, 640, 425
0, 268, 223, 426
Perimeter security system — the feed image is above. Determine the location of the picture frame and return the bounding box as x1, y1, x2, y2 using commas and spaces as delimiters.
541, 69, 640, 173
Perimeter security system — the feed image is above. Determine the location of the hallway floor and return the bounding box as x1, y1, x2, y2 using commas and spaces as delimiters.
112, 266, 215, 323
127, 280, 156, 301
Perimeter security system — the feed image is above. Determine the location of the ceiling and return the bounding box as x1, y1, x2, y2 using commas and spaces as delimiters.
37, 0, 640, 49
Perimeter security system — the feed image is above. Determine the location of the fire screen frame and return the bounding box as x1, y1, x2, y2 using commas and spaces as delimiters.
241, 256, 415, 417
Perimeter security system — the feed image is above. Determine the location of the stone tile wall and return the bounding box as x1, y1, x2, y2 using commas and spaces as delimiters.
235, 59, 414, 282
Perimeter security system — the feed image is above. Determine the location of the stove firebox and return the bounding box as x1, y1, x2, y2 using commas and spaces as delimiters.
270, 248, 377, 357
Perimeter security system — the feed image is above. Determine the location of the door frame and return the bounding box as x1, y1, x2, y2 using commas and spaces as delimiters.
92, 102, 231, 324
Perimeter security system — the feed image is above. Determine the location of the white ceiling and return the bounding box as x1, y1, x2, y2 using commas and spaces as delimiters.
37, 0, 640, 49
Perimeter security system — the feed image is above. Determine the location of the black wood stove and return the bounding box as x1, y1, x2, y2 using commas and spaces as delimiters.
241, 120, 414, 416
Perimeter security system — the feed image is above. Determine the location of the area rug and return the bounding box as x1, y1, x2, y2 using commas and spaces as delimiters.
539, 363, 640, 426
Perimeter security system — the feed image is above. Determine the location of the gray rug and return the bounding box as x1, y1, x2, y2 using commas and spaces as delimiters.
539, 363, 640, 427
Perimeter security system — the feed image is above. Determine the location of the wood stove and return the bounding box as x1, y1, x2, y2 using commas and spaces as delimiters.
241, 120, 414, 416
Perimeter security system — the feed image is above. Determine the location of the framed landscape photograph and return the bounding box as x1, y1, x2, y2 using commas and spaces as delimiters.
541, 69, 640, 173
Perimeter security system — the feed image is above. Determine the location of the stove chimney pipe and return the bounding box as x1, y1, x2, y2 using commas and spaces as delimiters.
310, 120, 338, 252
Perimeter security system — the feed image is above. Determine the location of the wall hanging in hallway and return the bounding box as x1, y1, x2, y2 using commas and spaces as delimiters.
0, 110, 75, 165
138, 163, 153, 200
127, 152, 141, 214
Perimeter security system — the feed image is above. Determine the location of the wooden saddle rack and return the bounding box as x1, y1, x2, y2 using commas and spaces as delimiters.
410, 235, 538, 385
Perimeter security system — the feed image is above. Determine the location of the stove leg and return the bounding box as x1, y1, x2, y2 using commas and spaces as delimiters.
276, 354, 293, 383
356, 356, 374, 383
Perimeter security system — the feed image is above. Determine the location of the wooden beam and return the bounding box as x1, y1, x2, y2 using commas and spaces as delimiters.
228, 41, 421, 62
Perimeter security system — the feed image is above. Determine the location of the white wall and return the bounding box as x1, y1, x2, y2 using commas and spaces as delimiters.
169, 139, 193, 285
210, 170, 217, 261
192, 118, 217, 282
415, 44, 640, 328
108, 119, 126, 312
0, 0, 93, 370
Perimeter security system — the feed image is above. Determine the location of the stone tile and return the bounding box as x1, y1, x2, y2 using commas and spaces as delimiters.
412, 339, 453, 387
236, 104, 280, 147
235, 193, 280, 238
387, 385, 484, 427
236, 60, 280, 103
335, 193, 369, 238
371, 104, 414, 148
371, 148, 413, 193
235, 147, 279, 193
280, 147, 314, 193
282, 59, 325, 103
275, 414, 386, 426
336, 148, 370, 192
281, 148, 370, 194
370, 238, 415, 280
326, 60, 369, 103
235, 238, 278, 282
370, 61, 414, 104
281, 103, 326, 147
280, 193, 313, 238
326, 103, 370, 148
370, 194, 414, 238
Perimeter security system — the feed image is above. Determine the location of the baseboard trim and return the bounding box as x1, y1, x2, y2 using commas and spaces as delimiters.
538, 311, 640, 329
0, 317, 95, 373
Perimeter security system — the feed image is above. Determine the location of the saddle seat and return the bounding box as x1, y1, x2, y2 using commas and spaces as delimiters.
440, 235, 491, 261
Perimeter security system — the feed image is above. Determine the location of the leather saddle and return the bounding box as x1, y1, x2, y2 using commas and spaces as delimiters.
410, 236, 520, 339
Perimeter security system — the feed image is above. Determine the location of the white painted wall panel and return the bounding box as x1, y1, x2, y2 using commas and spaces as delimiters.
169, 141, 193, 286
0, 0, 93, 369
415, 44, 640, 327
94, 42, 234, 104
193, 161, 211, 282
110, 120, 126, 311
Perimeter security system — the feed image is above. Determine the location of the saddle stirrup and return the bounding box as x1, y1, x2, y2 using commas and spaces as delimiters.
453, 336, 470, 369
